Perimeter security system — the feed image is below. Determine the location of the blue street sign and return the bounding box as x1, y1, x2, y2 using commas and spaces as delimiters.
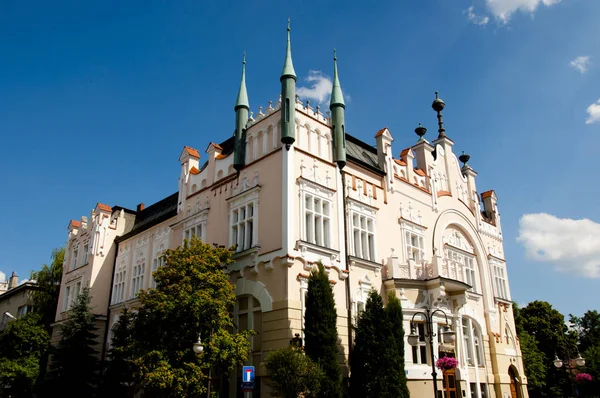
240, 381, 254, 392
242, 366, 255, 383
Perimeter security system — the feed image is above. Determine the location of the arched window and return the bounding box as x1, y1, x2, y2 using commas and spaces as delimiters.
236, 296, 262, 366
247, 136, 254, 163
257, 131, 264, 158
150, 244, 166, 289
201, 179, 207, 189
443, 228, 479, 293
462, 317, 484, 367
131, 252, 145, 298
267, 125, 274, 151
217, 170, 224, 180
191, 184, 197, 193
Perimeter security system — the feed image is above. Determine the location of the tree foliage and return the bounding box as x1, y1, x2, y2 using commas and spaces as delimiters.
100, 308, 135, 397
129, 237, 252, 397
48, 287, 99, 397
30, 247, 65, 329
0, 313, 50, 396
350, 290, 401, 398
265, 346, 324, 398
385, 293, 410, 398
304, 262, 342, 398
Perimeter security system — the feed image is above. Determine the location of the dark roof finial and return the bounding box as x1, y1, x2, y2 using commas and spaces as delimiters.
459, 151, 470, 166
432, 91, 446, 139
415, 122, 427, 140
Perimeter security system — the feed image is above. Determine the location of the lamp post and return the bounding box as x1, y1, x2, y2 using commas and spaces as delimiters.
553, 352, 585, 397
407, 306, 456, 398
193, 334, 212, 398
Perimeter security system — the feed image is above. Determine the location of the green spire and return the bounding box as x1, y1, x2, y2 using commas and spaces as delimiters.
330, 49, 345, 108
280, 18, 297, 81
235, 53, 249, 110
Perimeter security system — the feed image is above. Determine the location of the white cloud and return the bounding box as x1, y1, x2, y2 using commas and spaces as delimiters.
517, 213, 600, 278
465, 6, 490, 26
586, 99, 600, 125
0, 271, 5, 283
570, 56, 591, 73
486, 0, 562, 23
297, 70, 333, 105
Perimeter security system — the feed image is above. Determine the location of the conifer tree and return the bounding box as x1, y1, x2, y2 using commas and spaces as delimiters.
48, 287, 99, 397
350, 290, 398, 398
304, 262, 342, 398
100, 308, 135, 397
385, 293, 410, 398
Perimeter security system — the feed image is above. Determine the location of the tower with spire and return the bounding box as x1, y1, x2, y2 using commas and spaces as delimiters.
233, 54, 249, 171
330, 50, 347, 169
280, 19, 296, 151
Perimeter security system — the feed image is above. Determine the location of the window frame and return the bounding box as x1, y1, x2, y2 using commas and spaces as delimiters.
348, 200, 377, 262
228, 186, 260, 253
130, 251, 146, 299
410, 322, 428, 365
62, 280, 82, 312
491, 258, 510, 300
235, 296, 262, 366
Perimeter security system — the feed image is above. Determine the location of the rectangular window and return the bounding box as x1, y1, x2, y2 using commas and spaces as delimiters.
493, 263, 509, 300
303, 193, 332, 248
131, 262, 145, 299
351, 212, 376, 261
150, 253, 165, 289
71, 247, 79, 270
184, 224, 204, 243
480, 383, 488, 398
112, 269, 126, 304
405, 232, 424, 262
448, 249, 478, 293
63, 281, 81, 311
411, 322, 428, 364
231, 202, 255, 252
81, 243, 89, 266
17, 305, 30, 318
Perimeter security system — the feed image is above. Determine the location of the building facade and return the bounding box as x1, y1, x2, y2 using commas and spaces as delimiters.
56, 24, 528, 398
1, 273, 37, 330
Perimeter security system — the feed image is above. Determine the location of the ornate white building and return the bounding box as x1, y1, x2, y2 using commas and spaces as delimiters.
55, 23, 527, 398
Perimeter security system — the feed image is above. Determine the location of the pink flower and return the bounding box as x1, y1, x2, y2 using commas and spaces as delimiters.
575, 373, 592, 383
436, 357, 459, 370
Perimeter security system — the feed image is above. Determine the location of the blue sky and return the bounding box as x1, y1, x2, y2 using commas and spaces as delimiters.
1, 0, 598, 318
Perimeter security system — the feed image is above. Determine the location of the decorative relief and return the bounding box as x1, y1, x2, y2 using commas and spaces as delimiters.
231, 170, 259, 197
299, 158, 333, 189
135, 234, 150, 249
399, 202, 423, 226
443, 229, 474, 253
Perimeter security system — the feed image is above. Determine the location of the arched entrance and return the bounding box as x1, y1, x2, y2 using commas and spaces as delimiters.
508, 366, 520, 398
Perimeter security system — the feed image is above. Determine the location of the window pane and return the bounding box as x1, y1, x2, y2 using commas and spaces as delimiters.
323, 218, 330, 247
253, 310, 262, 351
238, 313, 248, 331
239, 297, 248, 311
322, 202, 330, 216
306, 195, 312, 210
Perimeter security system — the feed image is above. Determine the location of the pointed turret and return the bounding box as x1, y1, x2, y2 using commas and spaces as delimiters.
330, 50, 346, 168
280, 19, 296, 150
234, 54, 249, 172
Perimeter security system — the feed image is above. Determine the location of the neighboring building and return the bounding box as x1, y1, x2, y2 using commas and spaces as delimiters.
56, 24, 528, 398
0, 273, 37, 330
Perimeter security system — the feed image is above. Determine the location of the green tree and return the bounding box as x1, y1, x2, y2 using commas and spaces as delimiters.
385, 293, 410, 398
0, 313, 50, 396
30, 247, 65, 329
570, 310, 600, 353
350, 290, 398, 398
129, 237, 252, 397
265, 346, 324, 398
304, 262, 342, 398
100, 308, 135, 397
30, 247, 64, 390
47, 287, 99, 397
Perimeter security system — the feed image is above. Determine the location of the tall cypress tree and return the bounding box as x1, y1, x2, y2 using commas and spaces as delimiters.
386, 293, 410, 398
100, 308, 135, 397
304, 262, 342, 398
47, 287, 99, 397
350, 290, 398, 398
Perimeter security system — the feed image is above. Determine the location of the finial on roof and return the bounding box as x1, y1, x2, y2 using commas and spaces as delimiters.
330, 49, 345, 108
415, 122, 427, 140
235, 53, 249, 110
459, 151, 470, 166
281, 18, 296, 80
432, 91, 446, 138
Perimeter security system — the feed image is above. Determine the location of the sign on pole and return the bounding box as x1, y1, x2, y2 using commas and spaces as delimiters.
241, 366, 255, 392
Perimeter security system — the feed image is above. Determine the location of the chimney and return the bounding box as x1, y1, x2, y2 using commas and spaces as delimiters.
8, 272, 18, 289
137, 203, 145, 212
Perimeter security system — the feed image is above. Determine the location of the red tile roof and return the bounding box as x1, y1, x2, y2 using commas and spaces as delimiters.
414, 168, 426, 177
69, 220, 81, 229
215, 153, 229, 160
481, 190, 495, 199
190, 166, 200, 175
394, 159, 407, 166
97, 203, 112, 212
183, 146, 200, 158
400, 148, 412, 158
374, 127, 388, 138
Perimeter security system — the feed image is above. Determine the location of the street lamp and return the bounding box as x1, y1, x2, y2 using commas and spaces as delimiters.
554, 353, 585, 396
407, 306, 456, 398
192, 334, 211, 397
3, 312, 16, 321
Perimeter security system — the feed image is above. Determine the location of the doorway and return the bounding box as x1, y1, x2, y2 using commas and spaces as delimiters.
508, 366, 520, 398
